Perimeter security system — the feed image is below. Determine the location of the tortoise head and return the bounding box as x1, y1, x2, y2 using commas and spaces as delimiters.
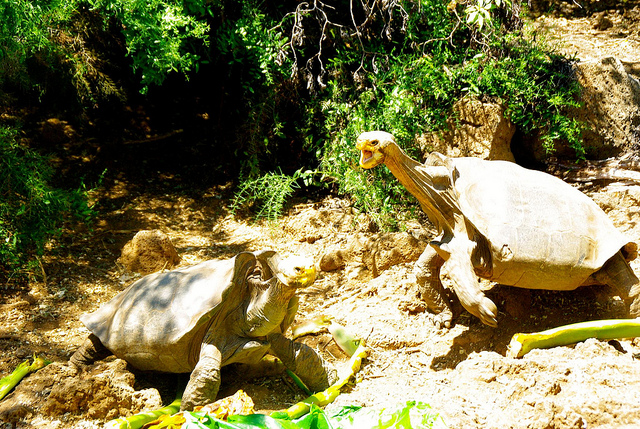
356, 130, 396, 169
265, 253, 317, 288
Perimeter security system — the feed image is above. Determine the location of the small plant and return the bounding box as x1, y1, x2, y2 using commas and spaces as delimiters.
231, 169, 302, 222
465, 0, 512, 30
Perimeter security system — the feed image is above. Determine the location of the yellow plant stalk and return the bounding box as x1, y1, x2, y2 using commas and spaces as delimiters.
277, 341, 369, 420
128, 390, 254, 429
105, 394, 182, 429
0, 355, 51, 401
507, 318, 640, 358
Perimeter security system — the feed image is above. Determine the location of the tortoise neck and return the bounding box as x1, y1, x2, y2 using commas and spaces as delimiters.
245, 279, 295, 337
382, 143, 459, 235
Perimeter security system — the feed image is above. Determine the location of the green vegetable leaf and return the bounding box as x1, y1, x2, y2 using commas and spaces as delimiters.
176, 402, 446, 429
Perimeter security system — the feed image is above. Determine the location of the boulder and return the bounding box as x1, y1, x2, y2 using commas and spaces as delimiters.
362, 232, 428, 277
117, 230, 181, 275
519, 57, 640, 163
572, 57, 640, 157
418, 97, 516, 162
0, 361, 162, 423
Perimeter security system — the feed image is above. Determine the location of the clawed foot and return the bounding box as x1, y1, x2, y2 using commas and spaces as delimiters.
474, 297, 498, 327
426, 293, 462, 329
431, 311, 454, 329
430, 297, 497, 328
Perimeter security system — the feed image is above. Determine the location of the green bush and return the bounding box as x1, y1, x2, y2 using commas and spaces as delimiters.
1, 0, 586, 232
214, 1, 293, 178
306, 1, 583, 229
1, 0, 211, 100
0, 0, 75, 98
467, 35, 583, 156
0, 125, 94, 282
88, 0, 211, 93
228, 1, 583, 229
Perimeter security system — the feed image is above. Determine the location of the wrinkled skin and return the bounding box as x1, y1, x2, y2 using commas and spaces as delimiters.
70, 251, 336, 410
357, 130, 640, 328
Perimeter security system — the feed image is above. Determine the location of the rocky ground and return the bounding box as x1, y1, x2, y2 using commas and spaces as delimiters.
2, 4, 640, 429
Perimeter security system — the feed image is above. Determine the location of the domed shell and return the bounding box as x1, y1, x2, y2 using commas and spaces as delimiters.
443, 156, 634, 290
81, 252, 263, 373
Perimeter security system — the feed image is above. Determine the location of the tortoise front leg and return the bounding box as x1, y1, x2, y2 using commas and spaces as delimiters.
433, 238, 498, 327
181, 343, 222, 411
267, 332, 336, 393
414, 245, 459, 328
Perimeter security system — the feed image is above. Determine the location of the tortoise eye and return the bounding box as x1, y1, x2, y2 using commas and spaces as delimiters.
371, 140, 379, 146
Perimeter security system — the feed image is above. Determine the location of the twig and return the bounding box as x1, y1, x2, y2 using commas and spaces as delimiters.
37, 257, 47, 288
548, 156, 640, 185
121, 129, 183, 145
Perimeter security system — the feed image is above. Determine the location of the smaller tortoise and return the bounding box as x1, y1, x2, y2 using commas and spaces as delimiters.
356, 130, 640, 328
70, 250, 334, 410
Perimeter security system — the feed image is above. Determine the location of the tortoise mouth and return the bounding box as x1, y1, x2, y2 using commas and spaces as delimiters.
359, 150, 375, 168
276, 268, 316, 288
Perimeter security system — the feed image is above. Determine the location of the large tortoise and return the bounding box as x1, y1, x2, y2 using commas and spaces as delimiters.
356, 130, 640, 328
70, 250, 334, 410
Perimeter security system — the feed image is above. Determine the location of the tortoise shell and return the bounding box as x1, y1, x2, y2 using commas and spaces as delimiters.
81, 252, 271, 373
434, 154, 635, 290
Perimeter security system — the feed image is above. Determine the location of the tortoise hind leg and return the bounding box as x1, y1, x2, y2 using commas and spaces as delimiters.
414, 246, 460, 328
69, 333, 112, 368
593, 251, 640, 318
433, 238, 498, 327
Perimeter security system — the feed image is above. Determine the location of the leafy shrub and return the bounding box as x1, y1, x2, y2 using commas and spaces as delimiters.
317, 53, 457, 229
0, 0, 128, 108
214, 1, 293, 178
0, 125, 94, 283
88, 0, 211, 93
466, 35, 583, 156
1, 0, 586, 233
0, 0, 76, 98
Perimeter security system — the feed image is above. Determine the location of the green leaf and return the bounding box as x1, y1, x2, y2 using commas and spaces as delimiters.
176, 401, 446, 429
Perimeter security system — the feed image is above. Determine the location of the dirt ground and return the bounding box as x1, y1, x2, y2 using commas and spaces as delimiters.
3, 4, 640, 429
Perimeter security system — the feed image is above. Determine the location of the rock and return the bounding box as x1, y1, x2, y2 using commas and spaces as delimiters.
117, 230, 181, 275
319, 249, 346, 271
592, 11, 614, 30
320, 230, 429, 275
0, 360, 162, 423
319, 234, 367, 272
363, 232, 428, 276
571, 57, 640, 159
40, 118, 76, 145
418, 97, 516, 162
40, 360, 162, 420
520, 57, 640, 162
